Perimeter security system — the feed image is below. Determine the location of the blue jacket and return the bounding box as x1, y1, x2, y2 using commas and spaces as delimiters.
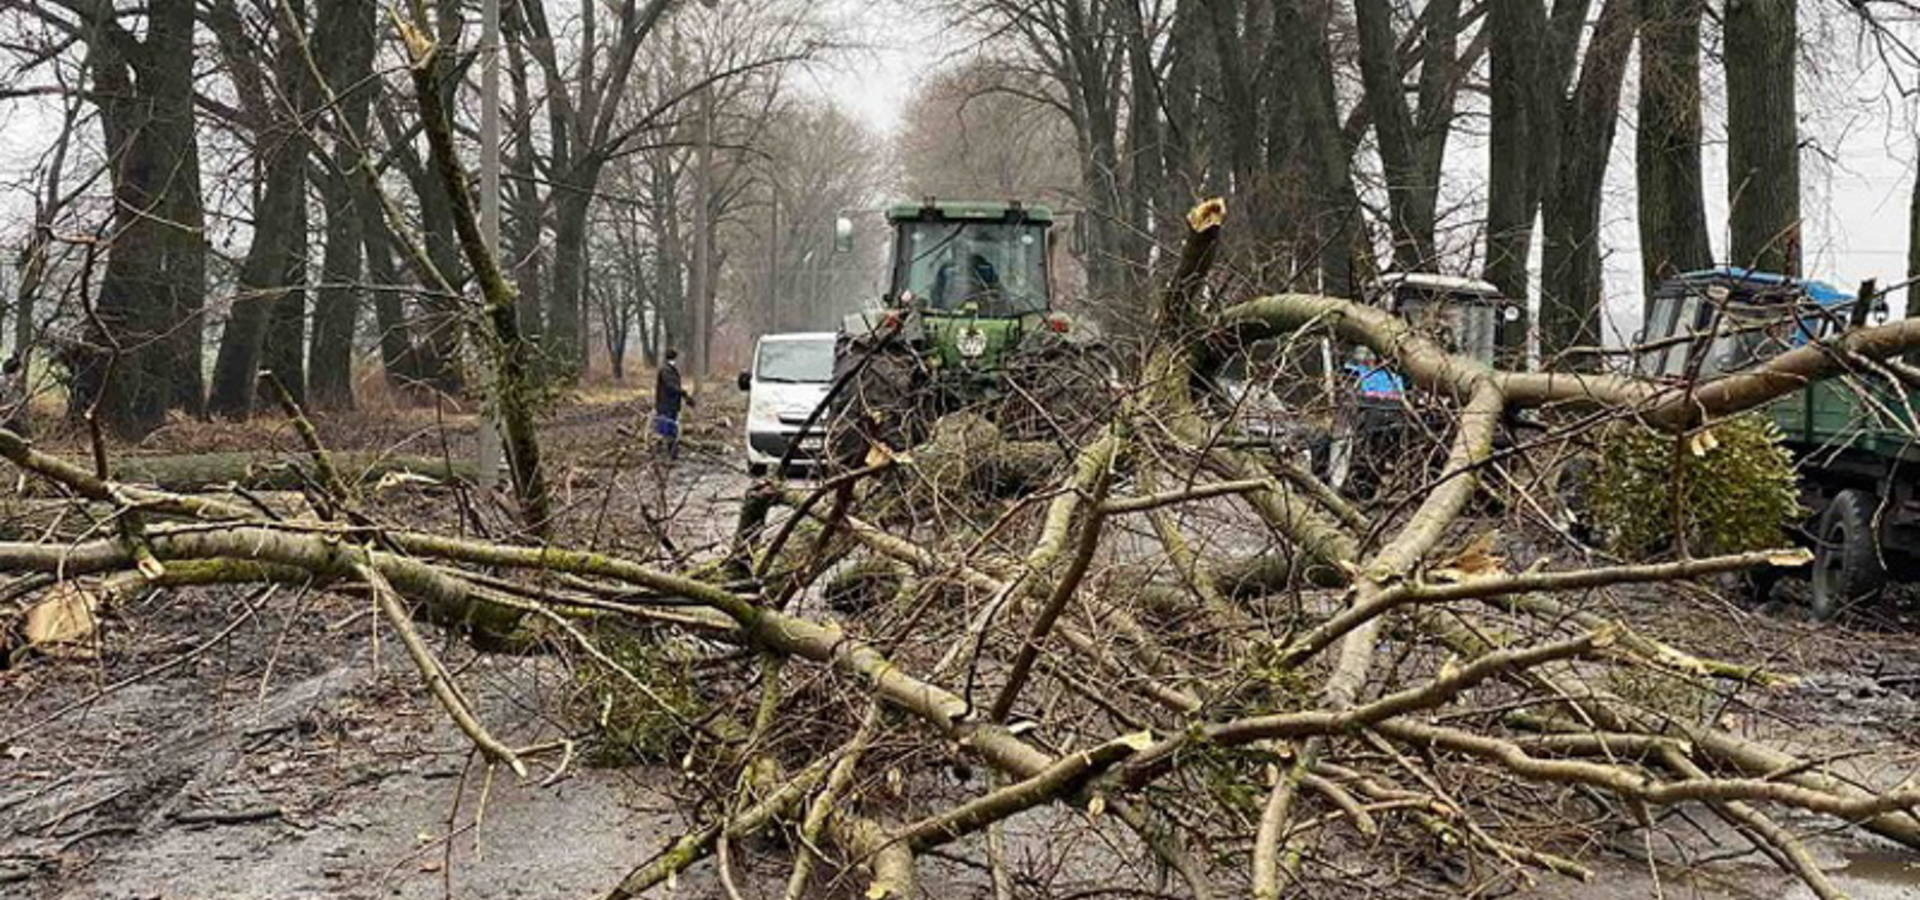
1343, 363, 1405, 402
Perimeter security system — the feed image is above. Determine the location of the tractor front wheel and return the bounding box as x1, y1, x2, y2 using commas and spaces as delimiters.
1809, 488, 1888, 620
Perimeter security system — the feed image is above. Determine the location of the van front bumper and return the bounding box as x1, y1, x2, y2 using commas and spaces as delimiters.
747, 429, 828, 465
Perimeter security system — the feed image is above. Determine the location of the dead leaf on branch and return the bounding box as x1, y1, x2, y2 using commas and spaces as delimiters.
22, 581, 100, 659
1428, 531, 1506, 583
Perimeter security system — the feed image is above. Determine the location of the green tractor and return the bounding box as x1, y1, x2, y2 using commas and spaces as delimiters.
825, 199, 1110, 465
1637, 267, 1916, 617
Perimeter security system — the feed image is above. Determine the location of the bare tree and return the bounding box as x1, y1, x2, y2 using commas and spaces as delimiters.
1538, 0, 1636, 358
18, 0, 210, 435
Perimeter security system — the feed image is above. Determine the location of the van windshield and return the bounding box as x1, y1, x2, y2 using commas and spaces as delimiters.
756, 339, 835, 383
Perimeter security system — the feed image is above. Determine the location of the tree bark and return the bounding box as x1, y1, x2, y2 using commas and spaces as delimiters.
1909, 150, 1920, 319
1539, 0, 1636, 357
308, 0, 377, 409
1484, 0, 1545, 352
359, 171, 423, 392
1635, 0, 1711, 307
69, 0, 206, 437
549, 188, 593, 370
1354, 0, 1435, 269
1275, 0, 1362, 297
209, 0, 312, 418
1725, 0, 1800, 274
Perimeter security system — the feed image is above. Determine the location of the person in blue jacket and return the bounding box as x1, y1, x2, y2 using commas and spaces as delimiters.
1343, 345, 1406, 404
653, 348, 696, 459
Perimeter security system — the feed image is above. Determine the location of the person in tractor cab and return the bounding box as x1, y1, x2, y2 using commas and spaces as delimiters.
1342, 345, 1406, 404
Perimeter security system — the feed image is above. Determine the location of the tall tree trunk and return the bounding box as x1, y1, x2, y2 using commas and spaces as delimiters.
1635, 0, 1711, 309
209, 0, 310, 417
1412, 0, 1466, 192
260, 227, 309, 406
548, 187, 591, 371
1539, 0, 1636, 358
309, 175, 359, 408
73, 0, 205, 436
1909, 154, 1920, 319
1484, 0, 1543, 353
308, 0, 375, 409
505, 33, 545, 343
687, 86, 713, 376
652, 156, 688, 358
355, 170, 422, 392
1725, 0, 1800, 275
311, 188, 362, 408
1276, 0, 1361, 297
1354, 0, 1435, 269
1118, 0, 1162, 285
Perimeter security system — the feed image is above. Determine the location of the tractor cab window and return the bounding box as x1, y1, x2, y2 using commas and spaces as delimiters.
897, 221, 1049, 316
1704, 302, 1802, 375
1640, 282, 1831, 379
1639, 293, 1707, 377
1397, 294, 1499, 363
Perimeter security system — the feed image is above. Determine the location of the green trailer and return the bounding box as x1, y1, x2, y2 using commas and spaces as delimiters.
1639, 267, 1918, 617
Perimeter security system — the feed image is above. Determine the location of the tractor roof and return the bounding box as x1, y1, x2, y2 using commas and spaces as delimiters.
886, 200, 1055, 224
1658, 266, 1852, 306
1376, 271, 1502, 298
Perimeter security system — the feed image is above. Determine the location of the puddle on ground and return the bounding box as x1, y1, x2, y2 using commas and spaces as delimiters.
1833, 848, 1920, 887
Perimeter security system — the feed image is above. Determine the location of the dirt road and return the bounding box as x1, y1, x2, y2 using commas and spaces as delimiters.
5, 389, 1920, 898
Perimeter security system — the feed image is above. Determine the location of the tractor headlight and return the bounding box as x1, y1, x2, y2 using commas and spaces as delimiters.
957, 328, 989, 359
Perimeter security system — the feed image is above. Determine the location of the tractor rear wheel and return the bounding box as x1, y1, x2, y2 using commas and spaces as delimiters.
826, 341, 930, 469
1809, 488, 1887, 620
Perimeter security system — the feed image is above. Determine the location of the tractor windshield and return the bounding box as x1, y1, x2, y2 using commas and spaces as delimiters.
896, 221, 1048, 316
1398, 296, 1499, 363
1639, 278, 1839, 379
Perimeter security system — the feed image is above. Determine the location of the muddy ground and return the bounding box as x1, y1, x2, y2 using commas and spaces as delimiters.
4, 384, 1920, 898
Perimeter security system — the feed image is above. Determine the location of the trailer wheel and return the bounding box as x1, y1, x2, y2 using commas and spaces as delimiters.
1809, 489, 1887, 621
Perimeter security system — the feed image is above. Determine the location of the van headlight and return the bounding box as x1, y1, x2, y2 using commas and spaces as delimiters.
749, 395, 779, 423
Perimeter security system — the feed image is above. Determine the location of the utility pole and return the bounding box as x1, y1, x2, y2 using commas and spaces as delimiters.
689, 84, 714, 376
766, 182, 779, 334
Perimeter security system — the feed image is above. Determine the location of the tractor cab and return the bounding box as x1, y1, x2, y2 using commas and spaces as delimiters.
840, 200, 1082, 381
1325, 272, 1516, 408
1369, 271, 1516, 365
1636, 267, 1881, 379
826, 199, 1111, 458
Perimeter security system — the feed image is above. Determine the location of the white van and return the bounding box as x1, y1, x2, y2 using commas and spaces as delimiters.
737, 332, 837, 476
